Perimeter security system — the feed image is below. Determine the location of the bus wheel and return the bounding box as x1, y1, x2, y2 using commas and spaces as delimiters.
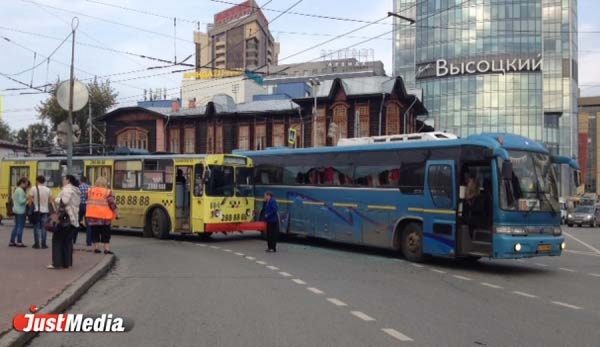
149, 208, 169, 239
198, 233, 212, 241
402, 222, 424, 263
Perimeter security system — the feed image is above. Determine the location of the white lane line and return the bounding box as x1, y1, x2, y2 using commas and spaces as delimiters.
480, 282, 503, 289
564, 249, 600, 257
350, 311, 376, 322
512, 291, 537, 298
551, 301, 583, 310
452, 275, 472, 281
292, 279, 307, 285
534, 263, 549, 267
223, 249, 232, 252
256, 260, 267, 265
234, 252, 244, 256
411, 263, 424, 268
307, 287, 325, 295
589, 273, 600, 277
266, 265, 279, 270
197, 244, 206, 247
559, 267, 577, 273
326, 298, 347, 306
246, 256, 256, 260
563, 231, 600, 255
209, 245, 220, 249
382, 328, 414, 342
431, 268, 447, 274
279, 272, 292, 277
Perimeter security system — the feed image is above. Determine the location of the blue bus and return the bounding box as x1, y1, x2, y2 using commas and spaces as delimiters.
236, 133, 579, 262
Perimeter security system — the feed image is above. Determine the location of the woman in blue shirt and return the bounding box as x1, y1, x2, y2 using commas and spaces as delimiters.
9, 177, 30, 247
261, 191, 279, 252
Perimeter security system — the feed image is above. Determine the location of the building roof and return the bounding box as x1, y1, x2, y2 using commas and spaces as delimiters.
170, 96, 300, 117
0, 139, 28, 150
579, 96, 600, 107
96, 106, 170, 121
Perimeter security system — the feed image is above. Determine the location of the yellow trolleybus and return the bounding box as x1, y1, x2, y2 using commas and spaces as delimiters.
0, 154, 264, 239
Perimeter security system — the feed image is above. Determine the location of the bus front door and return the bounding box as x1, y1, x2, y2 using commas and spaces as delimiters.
175, 166, 192, 231
423, 160, 457, 257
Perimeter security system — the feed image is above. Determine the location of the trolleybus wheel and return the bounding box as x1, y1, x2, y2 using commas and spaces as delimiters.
198, 232, 212, 241
402, 222, 424, 263
150, 208, 169, 239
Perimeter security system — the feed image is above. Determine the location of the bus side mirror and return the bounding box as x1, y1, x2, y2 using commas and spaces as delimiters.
501, 161, 513, 180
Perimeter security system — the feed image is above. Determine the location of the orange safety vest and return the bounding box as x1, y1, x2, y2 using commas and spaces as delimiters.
85, 187, 115, 220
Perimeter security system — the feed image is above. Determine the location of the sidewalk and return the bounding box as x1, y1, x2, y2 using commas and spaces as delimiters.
0, 220, 114, 341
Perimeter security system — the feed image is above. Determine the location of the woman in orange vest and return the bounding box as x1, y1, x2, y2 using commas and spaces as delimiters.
86, 177, 118, 254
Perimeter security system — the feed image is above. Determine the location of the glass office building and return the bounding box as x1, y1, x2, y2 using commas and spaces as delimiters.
393, 0, 578, 162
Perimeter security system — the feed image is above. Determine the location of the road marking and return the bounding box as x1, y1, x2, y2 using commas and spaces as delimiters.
246, 256, 256, 261
563, 231, 600, 255
480, 282, 503, 289
223, 249, 232, 252
512, 291, 537, 298
564, 249, 600, 257
292, 279, 307, 285
234, 252, 244, 256
551, 301, 582, 310
382, 328, 414, 342
326, 298, 347, 306
452, 275, 472, 281
197, 244, 206, 247
350, 311, 376, 322
279, 272, 292, 277
209, 245, 220, 249
256, 260, 267, 265
266, 265, 279, 270
431, 268, 447, 274
559, 267, 576, 273
307, 287, 324, 295
411, 263, 424, 268
589, 273, 600, 277
534, 263, 549, 267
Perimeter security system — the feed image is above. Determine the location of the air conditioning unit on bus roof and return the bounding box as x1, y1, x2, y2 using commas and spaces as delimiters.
337, 132, 459, 146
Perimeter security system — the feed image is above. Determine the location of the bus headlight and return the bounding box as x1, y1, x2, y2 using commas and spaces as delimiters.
561, 242, 566, 250
246, 209, 252, 217
514, 243, 522, 252
553, 227, 562, 236
495, 227, 527, 235
213, 210, 222, 218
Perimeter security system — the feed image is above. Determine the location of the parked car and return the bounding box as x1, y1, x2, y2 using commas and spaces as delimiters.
566, 206, 600, 227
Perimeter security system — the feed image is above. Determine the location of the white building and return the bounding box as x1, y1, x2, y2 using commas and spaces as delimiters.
181, 75, 266, 106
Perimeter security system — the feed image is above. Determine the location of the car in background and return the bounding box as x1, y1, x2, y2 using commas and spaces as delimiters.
566, 206, 600, 227
559, 198, 567, 224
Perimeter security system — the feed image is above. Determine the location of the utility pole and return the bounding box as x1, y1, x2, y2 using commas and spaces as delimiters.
88, 101, 92, 155
67, 18, 79, 173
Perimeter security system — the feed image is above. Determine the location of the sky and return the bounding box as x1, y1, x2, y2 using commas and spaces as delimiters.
0, 0, 599, 131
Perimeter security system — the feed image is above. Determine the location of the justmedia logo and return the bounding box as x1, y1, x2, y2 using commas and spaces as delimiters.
13, 305, 134, 333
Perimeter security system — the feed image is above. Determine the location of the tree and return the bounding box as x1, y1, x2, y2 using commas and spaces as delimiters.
36, 78, 118, 147
0, 118, 13, 141
14, 122, 53, 151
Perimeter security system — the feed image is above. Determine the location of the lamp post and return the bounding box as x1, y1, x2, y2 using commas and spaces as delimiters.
309, 78, 320, 147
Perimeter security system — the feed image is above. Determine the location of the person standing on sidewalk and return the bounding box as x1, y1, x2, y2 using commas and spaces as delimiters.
86, 177, 118, 254
9, 177, 30, 248
49, 175, 80, 269
262, 191, 279, 252
75, 176, 92, 247
29, 176, 53, 249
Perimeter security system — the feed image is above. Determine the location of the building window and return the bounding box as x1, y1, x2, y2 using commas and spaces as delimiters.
184, 128, 195, 154
207, 125, 215, 154
255, 123, 266, 150
238, 124, 250, 150
357, 105, 370, 137
116, 127, 148, 150
386, 103, 401, 135
272, 123, 285, 147
215, 124, 223, 154
289, 120, 303, 148
313, 108, 326, 147
332, 105, 348, 139
169, 128, 180, 154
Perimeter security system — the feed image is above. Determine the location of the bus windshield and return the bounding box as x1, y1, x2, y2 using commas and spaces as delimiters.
500, 150, 559, 212
235, 167, 254, 197
205, 165, 234, 197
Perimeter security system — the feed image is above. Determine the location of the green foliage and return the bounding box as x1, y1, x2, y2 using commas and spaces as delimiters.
14, 122, 53, 150
36, 78, 118, 145
0, 118, 13, 141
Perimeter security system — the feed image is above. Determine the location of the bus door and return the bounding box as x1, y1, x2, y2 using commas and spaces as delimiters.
175, 165, 192, 231
5, 166, 30, 216
423, 160, 457, 256
191, 164, 206, 233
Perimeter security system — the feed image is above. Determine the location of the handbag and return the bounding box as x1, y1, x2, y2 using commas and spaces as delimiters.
45, 200, 70, 232
28, 185, 41, 225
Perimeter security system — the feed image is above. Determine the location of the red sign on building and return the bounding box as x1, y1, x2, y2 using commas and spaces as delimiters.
214, 0, 268, 27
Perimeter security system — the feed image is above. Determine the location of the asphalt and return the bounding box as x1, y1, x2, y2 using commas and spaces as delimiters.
31, 226, 600, 347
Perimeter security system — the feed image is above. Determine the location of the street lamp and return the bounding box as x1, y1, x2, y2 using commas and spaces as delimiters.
309, 78, 320, 147
387, 11, 415, 24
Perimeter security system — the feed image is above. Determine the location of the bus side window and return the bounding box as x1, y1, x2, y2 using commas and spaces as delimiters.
194, 164, 204, 196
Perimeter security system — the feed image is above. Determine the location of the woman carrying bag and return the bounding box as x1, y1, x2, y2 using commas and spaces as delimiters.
48, 175, 80, 269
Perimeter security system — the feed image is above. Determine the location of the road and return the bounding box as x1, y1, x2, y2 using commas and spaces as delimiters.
33, 226, 600, 347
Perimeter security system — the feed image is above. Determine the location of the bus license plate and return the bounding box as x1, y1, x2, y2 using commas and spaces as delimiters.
537, 244, 552, 252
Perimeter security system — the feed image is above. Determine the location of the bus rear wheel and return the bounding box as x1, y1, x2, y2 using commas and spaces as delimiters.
148, 208, 169, 239
402, 222, 425, 263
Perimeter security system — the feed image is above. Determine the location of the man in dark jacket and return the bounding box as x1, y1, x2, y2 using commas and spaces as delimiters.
262, 191, 279, 252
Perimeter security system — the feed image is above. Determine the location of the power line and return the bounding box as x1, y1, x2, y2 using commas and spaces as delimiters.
85, 0, 209, 25
7, 31, 71, 77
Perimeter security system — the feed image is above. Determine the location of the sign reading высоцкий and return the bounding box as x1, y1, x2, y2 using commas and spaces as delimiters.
415, 54, 542, 80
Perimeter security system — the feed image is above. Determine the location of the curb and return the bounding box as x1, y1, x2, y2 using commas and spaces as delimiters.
0, 255, 116, 347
